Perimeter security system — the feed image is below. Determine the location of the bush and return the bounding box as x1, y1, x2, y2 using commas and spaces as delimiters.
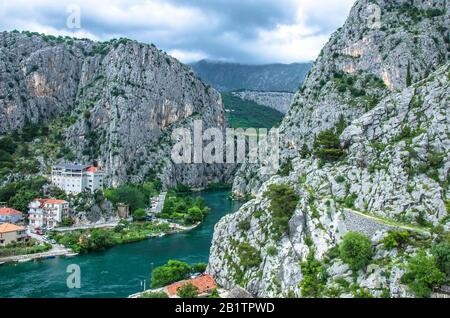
139, 291, 169, 298
191, 263, 207, 274
431, 242, 450, 276
151, 260, 192, 288
264, 184, 299, 237
278, 158, 293, 177
401, 250, 445, 297
237, 242, 261, 269
339, 232, 373, 271
300, 252, 327, 297
132, 208, 147, 222
313, 129, 345, 162
177, 283, 199, 298
381, 231, 411, 250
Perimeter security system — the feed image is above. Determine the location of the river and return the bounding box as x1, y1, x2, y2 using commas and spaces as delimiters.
0, 191, 241, 298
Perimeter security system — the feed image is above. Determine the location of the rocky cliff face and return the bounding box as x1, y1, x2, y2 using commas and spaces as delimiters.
231, 91, 294, 114
232, 0, 449, 197
209, 0, 450, 298
0, 31, 232, 187
190, 60, 312, 92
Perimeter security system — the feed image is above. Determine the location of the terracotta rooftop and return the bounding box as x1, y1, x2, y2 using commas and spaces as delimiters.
85, 166, 98, 173
0, 208, 22, 216
166, 274, 217, 297
0, 223, 25, 234
33, 199, 67, 207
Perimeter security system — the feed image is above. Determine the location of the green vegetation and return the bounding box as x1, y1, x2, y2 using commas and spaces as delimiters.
313, 116, 347, 163
104, 181, 161, 212
221, 92, 284, 129
237, 242, 261, 269
299, 252, 327, 297
150, 260, 204, 288
401, 250, 445, 297
0, 239, 52, 257
431, 242, 450, 276
381, 231, 411, 250
177, 283, 199, 298
132, 208, 147, 222
138, 291, 169, 298
49, 220, 171, 253
339, 232, 374, 272
263, 184, 299, 238
160, 190, 210, 225
278, 158, 294, 177
0, 176, 48, 212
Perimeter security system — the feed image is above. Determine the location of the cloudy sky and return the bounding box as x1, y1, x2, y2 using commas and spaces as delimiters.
0, 0, 356, 64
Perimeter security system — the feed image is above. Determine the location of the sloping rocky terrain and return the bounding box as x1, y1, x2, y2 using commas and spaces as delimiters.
208, 0, 450, 298
231, 91, 294, 114
0, 31, 232, 187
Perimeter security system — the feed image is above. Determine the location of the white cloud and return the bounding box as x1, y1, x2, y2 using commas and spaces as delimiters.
0, 0, 357, 63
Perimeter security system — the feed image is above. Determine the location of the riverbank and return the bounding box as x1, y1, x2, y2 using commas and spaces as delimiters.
0, 191, 242, 298
0, 244, 73, 264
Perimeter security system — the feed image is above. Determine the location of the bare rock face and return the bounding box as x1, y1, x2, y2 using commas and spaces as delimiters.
231, 91, 294, 114
0, 31, 233, 187
232, 0, 449, 197
210, 0, 450, 298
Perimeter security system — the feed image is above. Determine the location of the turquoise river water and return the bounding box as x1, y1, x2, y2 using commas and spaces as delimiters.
0, 191, 241, 298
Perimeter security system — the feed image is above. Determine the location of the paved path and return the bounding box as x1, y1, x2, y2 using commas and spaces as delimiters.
0, 244, 73, 263
155, 192, 167, 213
53, 221, 119, 232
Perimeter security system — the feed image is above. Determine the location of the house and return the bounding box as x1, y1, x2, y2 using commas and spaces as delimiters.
0, 207, 23, 224
166, 274, 217, 298
28, 199, 69, 230
51, 163, 104, 194
0, 223, 27, 246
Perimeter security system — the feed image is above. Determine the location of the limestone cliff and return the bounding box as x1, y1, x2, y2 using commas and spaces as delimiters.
0, 31, 232, 187
209, 0, 450, 298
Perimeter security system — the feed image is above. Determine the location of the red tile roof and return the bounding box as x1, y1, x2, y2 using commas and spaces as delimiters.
0, 208, 22, 216
0, 223, 25, 234
166, 274, 217, 297
85, 166, 98, 173
33, 199, 67, 207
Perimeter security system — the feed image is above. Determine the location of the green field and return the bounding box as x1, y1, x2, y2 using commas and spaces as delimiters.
222, 92, 284, 129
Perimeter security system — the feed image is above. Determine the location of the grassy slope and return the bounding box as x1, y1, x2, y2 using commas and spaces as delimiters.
222, 92, 284, 129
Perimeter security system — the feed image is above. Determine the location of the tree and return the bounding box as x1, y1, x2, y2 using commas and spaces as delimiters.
264, 184, 299, 237
104, 185, 146, 212
431, 242, 450, 276
339, 232, 374, 271
177, 283, 199, 298
84, 229, 117, 251
406, 61, 412, 87
191, 263, 207, 273
313, 129, 345, 162
132, 208, 147, 222
401, 250, 445, 297
151, 260, 192, 288
300, 252, 327, 297
186, 206, 203, 224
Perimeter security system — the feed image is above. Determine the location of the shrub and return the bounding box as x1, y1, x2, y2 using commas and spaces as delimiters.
339, 232, 373, 271
381, 231, 411, 250
139, 291, 169, 298
237, 219, 251, 231
264, 184, 299, 237
300, 252, 327, 297
177, 283, 199, 298
278, 158, 293, 177
237, 242, 261, 269
132, 208, 147, 222
313, 129, 345, 162
431, 242, 450, 276
151, 260, 192, 288
401, 250, 445, 297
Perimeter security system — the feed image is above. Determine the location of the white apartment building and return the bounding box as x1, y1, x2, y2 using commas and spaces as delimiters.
28, 199, 69, 229
51, 163, 104, 194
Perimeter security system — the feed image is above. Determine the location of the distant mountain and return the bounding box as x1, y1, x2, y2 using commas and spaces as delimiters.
189, 60, 312, 92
